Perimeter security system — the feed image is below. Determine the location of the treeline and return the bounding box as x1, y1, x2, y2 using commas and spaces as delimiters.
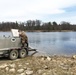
0, 20, 76, 31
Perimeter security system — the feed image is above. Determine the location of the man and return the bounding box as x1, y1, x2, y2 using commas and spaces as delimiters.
19, 30, 28, 48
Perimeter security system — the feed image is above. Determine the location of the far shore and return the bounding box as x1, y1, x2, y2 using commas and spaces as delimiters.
25, 30, 74, 32
0, 30, 75, 32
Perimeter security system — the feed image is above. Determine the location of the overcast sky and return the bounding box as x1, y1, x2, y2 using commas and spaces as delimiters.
0, 0, 76, 24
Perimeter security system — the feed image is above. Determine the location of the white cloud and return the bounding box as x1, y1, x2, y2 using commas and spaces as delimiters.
0, 0, 76, 23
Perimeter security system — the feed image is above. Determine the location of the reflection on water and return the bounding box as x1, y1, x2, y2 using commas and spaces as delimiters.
27, 32, 76, 56
0, 32, 76, 56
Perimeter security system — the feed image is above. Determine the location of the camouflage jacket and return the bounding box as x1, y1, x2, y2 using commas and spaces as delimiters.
19, 31, 28, 43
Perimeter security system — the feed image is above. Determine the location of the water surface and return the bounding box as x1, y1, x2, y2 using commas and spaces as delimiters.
27, 32, 76, 56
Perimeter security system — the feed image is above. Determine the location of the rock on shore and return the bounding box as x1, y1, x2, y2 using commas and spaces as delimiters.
0, 56, 76, 75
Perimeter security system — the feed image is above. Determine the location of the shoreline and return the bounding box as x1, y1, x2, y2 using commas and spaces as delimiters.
0, 30, 75, 32
0, 55, 76, 75
25, 30, 74, 32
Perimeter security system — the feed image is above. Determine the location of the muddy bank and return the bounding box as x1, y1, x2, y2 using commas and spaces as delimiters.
0, 55, 76, 75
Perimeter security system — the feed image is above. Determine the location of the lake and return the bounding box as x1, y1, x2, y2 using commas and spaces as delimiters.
0, 32, 76, 56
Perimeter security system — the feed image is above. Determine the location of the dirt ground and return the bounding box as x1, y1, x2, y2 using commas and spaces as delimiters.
0, 55, 76, 75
